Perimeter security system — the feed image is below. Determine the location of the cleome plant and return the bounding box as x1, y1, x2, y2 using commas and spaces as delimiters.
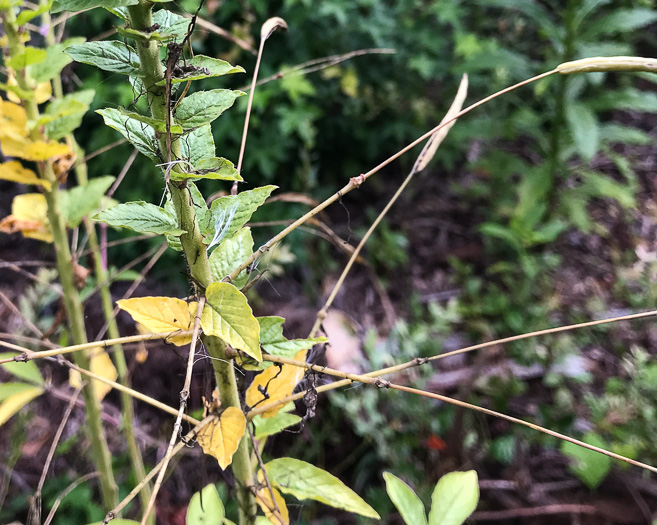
2, 0, 657, 524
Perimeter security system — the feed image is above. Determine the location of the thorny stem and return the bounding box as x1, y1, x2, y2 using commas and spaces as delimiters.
126, 3, 256, 523
1, 8, 118, 509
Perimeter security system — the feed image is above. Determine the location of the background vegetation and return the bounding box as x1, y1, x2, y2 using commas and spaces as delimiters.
3, 0, 657, 523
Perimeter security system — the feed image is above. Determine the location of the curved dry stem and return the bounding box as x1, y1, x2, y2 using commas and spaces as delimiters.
140, 297, 205, 525
224, 69, 558, 284
258, 354, 657, 474
103, 415, 217, 524
250, 309, 657, 415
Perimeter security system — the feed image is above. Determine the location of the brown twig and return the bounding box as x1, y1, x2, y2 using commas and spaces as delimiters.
139, 297, 205, 525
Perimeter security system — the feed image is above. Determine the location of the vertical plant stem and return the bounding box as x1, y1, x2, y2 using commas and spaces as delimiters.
126, 3, 256, 523
45, 1, 152, 504
2, 9, 118, 509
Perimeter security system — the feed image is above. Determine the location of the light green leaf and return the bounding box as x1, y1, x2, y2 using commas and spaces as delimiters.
7, 47, 47, 69
428, 471, 479, 525
16, 0, 53, 25
202, 282, 261, 361
0, 384, 43, 426
591, 88, 657, 113
52, 0, 138, 13
257, 316, 327, 359
31, 37, 86, 83
171, 156, 241, 182
0, 353, 44, 385
585, 8, 657, 38
186, 484, 225, 525
93, 201, 185, 235
117, 108, 183, 134
66, 41, 140, 75
0, 382, 41, 401
252, 403, 301, 440
155, 55, 245, 85
44, 89, 95, 140
566, 103, 599, 161
265, 458, 380, 519
96, 108, 159, 161
152, 9, 190, 42
383, 472, 427, 525
179, 124, 215, 167
209, 227, 253, 288
203, 185, 277, 243
600, 123, 652, 145
562, 433, 611, 489
60, 176, 115, 228
176, 89, 245, 129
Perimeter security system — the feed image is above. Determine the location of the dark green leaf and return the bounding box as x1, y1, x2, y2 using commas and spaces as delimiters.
93, 201, 185, 235
155, 55, 244, 85
52, 0, 138, 13
66, 41, 140, 75
175, 89, 245, 128
96, 108, 159, 161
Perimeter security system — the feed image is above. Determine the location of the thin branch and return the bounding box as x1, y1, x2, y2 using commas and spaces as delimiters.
0, 261, 64, 297
94, 242, 168, 341
0, 330, 193, 364
49, 356, 200, 425
102, 415, 216, 524
194, 16, 256, 54
0, 290, 44, 338
43, 473, 100, 525
223, 69, 558, 284
140, 297, 205, 525
257, 354, 657, 474
250, 309, 657, 415
28, 388, 81, 525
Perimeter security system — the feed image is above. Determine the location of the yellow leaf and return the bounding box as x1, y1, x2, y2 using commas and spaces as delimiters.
0, 385, 43, 426
0, 193, 53, 242
69, 347, 118, 401
0, 161, 51, 189
255, 476, 289, 525
0, 99, 27, 137
117, 297, 196, 346
197, 407, 246, 469
21, 141, 71, 161
6, 71, 51, 104
246, 350, 307, 418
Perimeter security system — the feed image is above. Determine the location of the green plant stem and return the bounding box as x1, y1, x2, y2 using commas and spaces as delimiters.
1, 9, 118, 510
126, 3, 256, 523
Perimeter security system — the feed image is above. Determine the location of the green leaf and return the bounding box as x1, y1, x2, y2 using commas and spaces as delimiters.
600, 123, 652, 145
117, 108, 183, 134
566, 103, 599, 161
155, 55, 244, 85
32, 37, 86, 83
52, 0, 138, 13
257, 316, 327, 359
591, 88, 657, 113
7, 47, 47, 69
384, 472, 427, 525
16, 0, 53, 25
179, 124, 215, 167
203, 185, 277, 244
66, 41, 140, 75
93, 201, 185, 235
96, 108, 159, 161
202, 282, 261, 361
86, 521, 141, 525
152, 9, 190, 42
44, 89, 95, 140
186, 484, 225, 525
176, 89, 245, 129
60, 176, 115, 228
0, 353, 44, 385
171, 156, 241, 182
253, 403, 301, 439
562, 433, 611, 489
585, 8, 657, 38
428, 471, 479, 525
209, 227, 254, 288
265, 458, 380, 519
0, 382, 42, 401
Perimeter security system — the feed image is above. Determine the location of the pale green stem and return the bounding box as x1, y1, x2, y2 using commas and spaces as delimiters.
1, 8, 118, 509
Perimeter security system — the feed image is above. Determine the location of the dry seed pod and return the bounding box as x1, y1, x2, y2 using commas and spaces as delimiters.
412, 73, 468, 174
261, 17, 288, 41
557, 56, 657, 74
